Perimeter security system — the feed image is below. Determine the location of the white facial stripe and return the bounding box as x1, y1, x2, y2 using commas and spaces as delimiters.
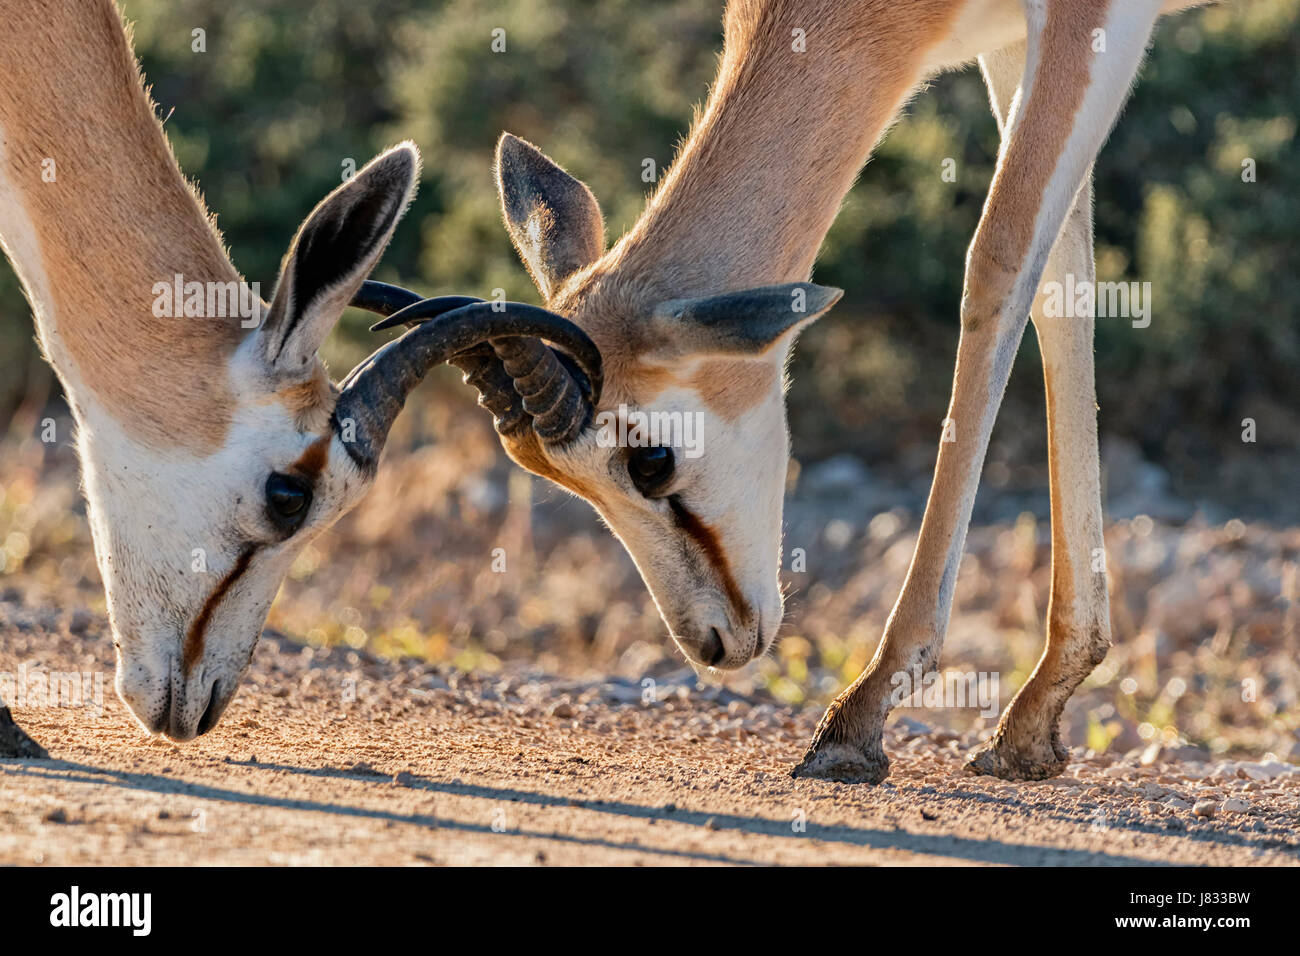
576, 364, 789, 668
77, 354, 358, 736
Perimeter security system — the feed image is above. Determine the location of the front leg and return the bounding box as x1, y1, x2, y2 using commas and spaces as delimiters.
966, 44, 1110, 781
795, 0, 1162, 783
794, 291, 1030, 783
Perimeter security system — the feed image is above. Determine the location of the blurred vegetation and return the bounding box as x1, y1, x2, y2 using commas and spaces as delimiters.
2, 0, 1297, 495
1, 1, 1297, 757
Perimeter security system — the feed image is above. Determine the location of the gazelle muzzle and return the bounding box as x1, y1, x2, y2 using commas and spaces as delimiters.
335, 280, 604, 470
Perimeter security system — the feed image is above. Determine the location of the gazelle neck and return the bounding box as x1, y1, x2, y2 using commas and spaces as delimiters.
611, 0, 960, 297
0, 0, 244, 452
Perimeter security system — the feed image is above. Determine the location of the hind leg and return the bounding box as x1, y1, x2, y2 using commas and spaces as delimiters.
796, 0, 1159, 784
966, 43, 1111, 780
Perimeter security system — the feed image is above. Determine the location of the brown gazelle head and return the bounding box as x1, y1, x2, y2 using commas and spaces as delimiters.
17, 142, 601, 743
455, 134, 840, 670
62, 146, 428, 741
0, 1, 606, 745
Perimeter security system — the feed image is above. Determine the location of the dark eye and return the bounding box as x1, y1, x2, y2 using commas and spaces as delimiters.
627, 446, 675, 498
265, 473, 312, 532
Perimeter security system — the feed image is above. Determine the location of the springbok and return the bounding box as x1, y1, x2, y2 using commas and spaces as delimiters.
388, 0, 1212, 784
0, 0, 601, 744
0, 0, 1213, 783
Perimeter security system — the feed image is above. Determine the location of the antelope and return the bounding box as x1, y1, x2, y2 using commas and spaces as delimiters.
428, 0, 1217, 784
0, 0, 1214, 786
0, 0, 601, 743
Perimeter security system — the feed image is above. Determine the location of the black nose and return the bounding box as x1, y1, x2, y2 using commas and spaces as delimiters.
147, 680, 221, 740
703, 627, 726, 666
195, 681, 222, 737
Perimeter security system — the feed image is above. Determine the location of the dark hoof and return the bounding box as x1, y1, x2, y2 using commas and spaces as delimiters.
792, 742, 890, 784
965, 736, 1067, 781
0, 707, 49, 759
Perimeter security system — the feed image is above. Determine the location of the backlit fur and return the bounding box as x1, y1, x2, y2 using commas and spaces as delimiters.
0, 0, 415, 740
492, 0, 1214, 741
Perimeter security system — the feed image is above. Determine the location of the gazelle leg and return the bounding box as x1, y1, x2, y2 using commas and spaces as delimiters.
966, 43, 1110, 780
795, 0, 1161, 784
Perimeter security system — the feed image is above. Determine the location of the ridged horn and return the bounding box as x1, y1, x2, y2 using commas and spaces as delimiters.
336, 281, 603, 470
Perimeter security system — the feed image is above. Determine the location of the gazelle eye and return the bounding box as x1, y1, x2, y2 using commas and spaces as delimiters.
265, 473, 312, 532
627, 446, 675, 498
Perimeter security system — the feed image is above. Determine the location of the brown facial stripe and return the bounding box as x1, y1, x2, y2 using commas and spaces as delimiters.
290, 435, 331, 483
183, 545, 257, 675
667, 495, 751, 625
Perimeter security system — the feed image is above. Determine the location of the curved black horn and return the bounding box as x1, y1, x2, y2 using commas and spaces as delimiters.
346, 282, 529, 441
338, 284, 603, 470
348, 279, 423, 320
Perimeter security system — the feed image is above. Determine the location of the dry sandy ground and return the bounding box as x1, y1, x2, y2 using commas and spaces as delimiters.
2, 597, 1298, 867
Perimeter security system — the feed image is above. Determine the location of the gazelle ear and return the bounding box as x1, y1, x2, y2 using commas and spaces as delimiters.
647, 283, 841, 360
261, 142, 420, 372
497, 133, 604, 300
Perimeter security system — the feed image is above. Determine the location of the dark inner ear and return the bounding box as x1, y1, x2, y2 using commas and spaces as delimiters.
496, 133, 603, 300
655, 283, 843, 357
287, 186, 403, 335
266, 145, 417, 367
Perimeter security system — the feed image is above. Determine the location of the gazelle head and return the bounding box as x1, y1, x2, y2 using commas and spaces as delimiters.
67, 143, 606, 741
70, 145, 420, 740
448, 134, 841, 671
